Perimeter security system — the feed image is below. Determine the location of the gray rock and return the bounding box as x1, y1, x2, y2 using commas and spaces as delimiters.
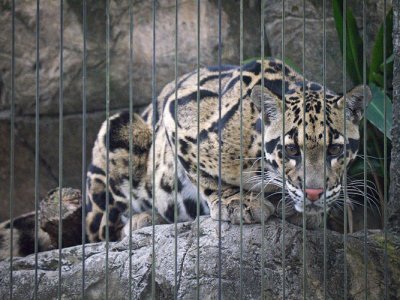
0, 111, 105, 221
264, 0, 391, 92
390, 0, 400, 232
1, 216, 399, 299
0, 0, 263, 221
0, 0, 263, 116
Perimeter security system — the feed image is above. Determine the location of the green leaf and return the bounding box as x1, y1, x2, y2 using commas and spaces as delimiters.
369, 8, 393, 85
349, 156, 384, 177
332, 0, 364, 85
371, 72, 384, 88
379, 53, 394, 76
381, 53, 394, 66
242, 56, 301, 74
366, 83, 392, 140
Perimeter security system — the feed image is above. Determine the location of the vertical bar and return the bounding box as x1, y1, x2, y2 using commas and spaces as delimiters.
81, 0, 87, 298
58, 0, 64, 298
151, 0, 157, 298
281, 1, 286, 298
217, 0, 222, 299
383, 0, 388, 299
302, 0, 307, 298
128, 0, 134, 299
34, 1, 40, 299
323, 0, 327, 298
105, 0, 110, 298
239, 0, 244, 299
260, 0, 266, 298
9, 0, 15, 298
173, 0, 179, 299
362, 0, 368, 298
343, 0, 348, 298
196, 0, 201, 299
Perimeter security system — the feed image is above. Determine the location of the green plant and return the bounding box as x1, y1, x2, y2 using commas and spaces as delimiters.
333, 0, 392, 220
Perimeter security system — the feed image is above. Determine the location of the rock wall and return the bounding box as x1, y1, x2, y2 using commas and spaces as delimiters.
390, 0, 400, 232
0, 0, 264, 221
0, 217, 399, 299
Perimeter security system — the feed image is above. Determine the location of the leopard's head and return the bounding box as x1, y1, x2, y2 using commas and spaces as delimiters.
251, 62, 372, 215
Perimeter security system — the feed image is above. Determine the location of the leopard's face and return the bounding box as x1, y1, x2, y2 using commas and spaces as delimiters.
251, 79, 371, 216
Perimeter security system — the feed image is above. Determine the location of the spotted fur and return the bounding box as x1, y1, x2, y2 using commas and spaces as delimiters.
83, 58, 371, 242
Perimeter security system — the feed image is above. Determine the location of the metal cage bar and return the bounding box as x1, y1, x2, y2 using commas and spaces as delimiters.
260, 0, 266, 298
196, 0, 201, 298
174, 1, 179, 299
217, 0, 222, 299
281, 1, 287, 298
34, 1, 40, 299
81, 1, 87, 298
9, 0, 15, 298
151, 0, 157, 298
383, 0, 388, 299
58, 1, 64, 298
302, 0, 307, 298
105, 0, 111, 297
128, 0, 134, 299
363, 0, 368, 297
343, 0, 349, 298
323, 0, 328, 298
239, 0, 244, 299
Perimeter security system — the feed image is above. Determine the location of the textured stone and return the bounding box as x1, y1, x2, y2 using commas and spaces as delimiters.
264, 0, 391, 92
0, 216, 399, 299
39, 188, 82, 248
0, 187, 82, 260
0, 0, 262, 115
0, 111, 105, 222
0, 0, 263, 221
389, 0, 400, 232
0, 119, 57, 221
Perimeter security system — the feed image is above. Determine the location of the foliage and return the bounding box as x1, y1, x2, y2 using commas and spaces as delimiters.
333, 0, 392, 219
333, 1, 393, 139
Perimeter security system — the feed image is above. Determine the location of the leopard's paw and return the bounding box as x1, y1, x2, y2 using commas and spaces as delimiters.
210, 194, 275, 225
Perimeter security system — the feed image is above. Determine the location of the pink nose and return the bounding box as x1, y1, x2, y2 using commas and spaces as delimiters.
305, 188, 324, 201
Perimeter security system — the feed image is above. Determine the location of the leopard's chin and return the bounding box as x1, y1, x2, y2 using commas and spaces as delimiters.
294, 202, 331, 216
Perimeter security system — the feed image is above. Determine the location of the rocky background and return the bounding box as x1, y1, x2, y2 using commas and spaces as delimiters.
0, 0, 391, 221
390, 0, 400, 233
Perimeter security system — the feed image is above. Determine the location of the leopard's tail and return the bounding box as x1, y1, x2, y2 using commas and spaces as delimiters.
0, 212, 52, 260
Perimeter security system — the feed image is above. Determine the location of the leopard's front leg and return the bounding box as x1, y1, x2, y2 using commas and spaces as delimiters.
200, 184, 275, 225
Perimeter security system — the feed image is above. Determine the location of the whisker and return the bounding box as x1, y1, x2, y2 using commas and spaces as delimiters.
355, 154, 385, 160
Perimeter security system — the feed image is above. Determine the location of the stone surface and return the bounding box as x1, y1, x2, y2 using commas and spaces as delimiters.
0, 216, 399, 299
0, 0, 263, 221
389, 0, 400, 232
264, 0, 391, 92
0, 187, 83, 259
0, 111, 105, 221
0, 119, 57, 221
39, 188, 82, 249
0, 0, 263, 115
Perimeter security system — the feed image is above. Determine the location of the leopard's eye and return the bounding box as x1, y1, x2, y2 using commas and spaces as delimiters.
327, 144, 343, 156
285, 144, 300, 156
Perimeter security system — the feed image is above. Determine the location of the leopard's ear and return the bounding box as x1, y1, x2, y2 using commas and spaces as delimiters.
337, 84, 372, 124
250, 85, 282, 125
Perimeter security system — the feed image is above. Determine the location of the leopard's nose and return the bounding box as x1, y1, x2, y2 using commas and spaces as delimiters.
305, 188, 324, 201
